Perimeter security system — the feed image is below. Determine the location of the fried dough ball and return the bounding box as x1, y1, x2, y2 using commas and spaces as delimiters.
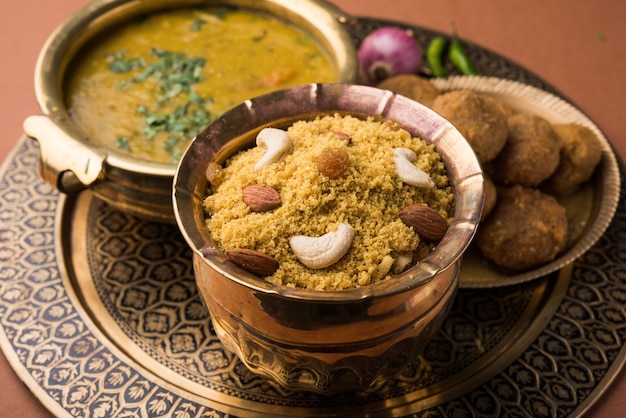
432, 90, 508, 163
487, 95, 518, 119
490, 113, 561, 186
481, 175, 497, 221
377, 74, 441, 108
476, 185, 568, 271
541, 123, 603, 194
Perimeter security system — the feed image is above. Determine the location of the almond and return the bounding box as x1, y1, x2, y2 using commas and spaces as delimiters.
324, 131, 352, 144
226, 248, 279, 277
399, 204, 448, 242
242, 184, 281, 212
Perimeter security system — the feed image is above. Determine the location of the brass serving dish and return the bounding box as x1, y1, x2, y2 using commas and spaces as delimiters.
173, 83, 484, 393
22, 0, 358, 222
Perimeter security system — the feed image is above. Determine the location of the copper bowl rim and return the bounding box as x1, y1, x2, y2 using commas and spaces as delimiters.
173, 83, 485, 302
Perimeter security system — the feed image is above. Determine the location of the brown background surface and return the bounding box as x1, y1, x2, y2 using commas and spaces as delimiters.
0, 0, 624, 416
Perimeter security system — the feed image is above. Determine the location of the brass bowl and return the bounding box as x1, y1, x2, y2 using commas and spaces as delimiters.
22, 0, 358, 222
173, 83, 484, 393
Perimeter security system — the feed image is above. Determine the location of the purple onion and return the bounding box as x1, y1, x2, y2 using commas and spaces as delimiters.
358, 27, 423, 85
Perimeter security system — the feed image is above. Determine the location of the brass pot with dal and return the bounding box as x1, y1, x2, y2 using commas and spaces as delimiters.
173, 83, 484, 393
23, 0, 358, 222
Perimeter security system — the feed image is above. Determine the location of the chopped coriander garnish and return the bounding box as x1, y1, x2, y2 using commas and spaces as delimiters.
106, 51, 144, 73
116, 137, 130, 150
109, 47, 215, 161
116, 80, 130, 91
171, 148, 183, 164
294, 36, 312, 46
189, 91, 204, 105
164, 135, 179, 151
133, 49, 206, 94
191, 18, 206, 31
131, 65, 155, 82
252, 30, 267, 42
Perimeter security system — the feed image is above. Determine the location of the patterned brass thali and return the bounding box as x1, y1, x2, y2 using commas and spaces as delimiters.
1, 18, 626, 417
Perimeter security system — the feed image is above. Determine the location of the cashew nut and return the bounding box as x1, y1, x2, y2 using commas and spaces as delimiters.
392, 252, 413, 274
254, 127, 293, 171
393, 147, 434, 188
372, 255, 395, 281
289, 223, 354, 269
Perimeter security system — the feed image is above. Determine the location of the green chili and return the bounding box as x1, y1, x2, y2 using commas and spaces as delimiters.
449, 38, 477, 75
448, 21, 477, 76
426, 36, 448, 78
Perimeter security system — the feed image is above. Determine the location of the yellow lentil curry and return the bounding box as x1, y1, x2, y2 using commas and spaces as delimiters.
204, 114, 455, 290
65, 6, 336, 164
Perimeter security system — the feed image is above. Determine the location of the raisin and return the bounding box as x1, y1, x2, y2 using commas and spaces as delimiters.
317, 148, 349, 179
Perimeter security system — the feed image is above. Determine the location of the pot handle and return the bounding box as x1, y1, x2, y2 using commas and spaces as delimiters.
23, 115, 107, 194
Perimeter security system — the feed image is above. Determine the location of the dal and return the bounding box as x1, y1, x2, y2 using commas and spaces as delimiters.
65, 6, 336, 163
